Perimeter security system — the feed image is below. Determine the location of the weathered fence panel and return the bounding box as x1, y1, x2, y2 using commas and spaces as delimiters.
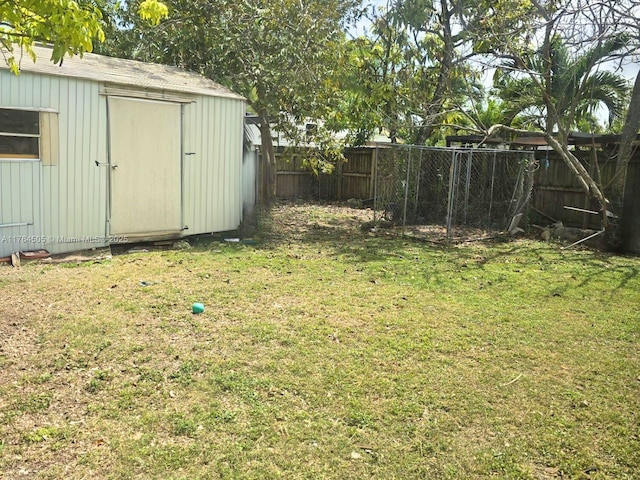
624, 161, 640, 253
271, 144, 640, 252
532, 150, 639, 230
277, 148, 374, 200
275, 152, 316, 199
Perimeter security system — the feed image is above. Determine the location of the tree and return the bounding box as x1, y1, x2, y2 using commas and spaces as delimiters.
476, 0, 639, 244
101, 0, 359, 204
495, 36, 628, 133
335, 15, 420, 144
336, 0, 488, 146
594, 0, 640, 249
341, 0, 555, 146
461, 97, 514, 133
0, 0, 167, 72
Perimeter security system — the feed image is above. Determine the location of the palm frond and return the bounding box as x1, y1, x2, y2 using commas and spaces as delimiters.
495, 35, 629, 131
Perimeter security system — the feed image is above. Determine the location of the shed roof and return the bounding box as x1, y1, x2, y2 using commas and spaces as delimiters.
2, 45, 244, 101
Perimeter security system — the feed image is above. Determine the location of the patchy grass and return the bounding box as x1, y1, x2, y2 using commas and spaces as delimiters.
0, 202, 639, 479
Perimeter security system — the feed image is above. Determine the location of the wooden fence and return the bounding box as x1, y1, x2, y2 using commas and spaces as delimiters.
532, 150, 640, 229
273, 144, 640, 252
533, 149, 640, 252
275, 148, 375, 200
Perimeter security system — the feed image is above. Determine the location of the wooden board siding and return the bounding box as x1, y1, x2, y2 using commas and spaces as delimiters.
623, 161, 640, 253
276, 148, 375, 200
532, 150, 639, 230
275, 152, 317, 198
336, 149, 375, 200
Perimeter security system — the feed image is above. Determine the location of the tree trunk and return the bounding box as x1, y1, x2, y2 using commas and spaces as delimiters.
488, 124, 610, 229
534, 10, 610, 232
541, 11, 555, 134
258, 109, 276, 206
544, 134, 609, 217
414, 0, 453, 145
605, 70, 640, 251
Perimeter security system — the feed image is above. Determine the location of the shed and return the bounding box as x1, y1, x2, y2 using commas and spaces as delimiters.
0, 45, 246, 258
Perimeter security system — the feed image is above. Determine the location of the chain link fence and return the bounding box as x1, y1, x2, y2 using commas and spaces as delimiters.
373, 145, 537, 243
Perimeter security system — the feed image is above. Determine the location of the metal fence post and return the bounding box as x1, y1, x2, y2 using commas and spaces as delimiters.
403, 146, 412, 230
373, 146, 379, 222
446, 150, 459, 243
414, 148, 423, 219
488, 151, 497, 230
463, 151, 473, 225
368, 144, 535, 243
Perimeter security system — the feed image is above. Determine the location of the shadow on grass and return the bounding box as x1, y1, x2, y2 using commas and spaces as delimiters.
111, 201, 637, 294
250, 201, 640, 293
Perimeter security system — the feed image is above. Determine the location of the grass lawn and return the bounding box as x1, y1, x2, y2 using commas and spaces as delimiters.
1, 202, 639, 479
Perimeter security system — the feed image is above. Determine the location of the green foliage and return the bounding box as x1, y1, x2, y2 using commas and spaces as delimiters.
470, 0, 633, 137
24, 426, 66, 444
85, 369, 112, 393
325, 38, 388, 144
469, 0, 537, 55
467, 98, 510, 131
496, 36, 629, 132
0, 0, 167, 73
334, 29, 419, 144
0, 0, 105, 72
15, 393, 52, 413
334, 0, 491, 145
102, 0, 357, 170
137, 0, 169, 25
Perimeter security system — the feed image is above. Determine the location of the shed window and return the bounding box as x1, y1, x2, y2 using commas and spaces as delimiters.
0, 109, 59, 165
0, 109, 40, 159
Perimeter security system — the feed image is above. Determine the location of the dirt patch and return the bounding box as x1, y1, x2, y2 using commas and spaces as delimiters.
402, 224, 503, 244
261, 201, 499, 245
260, 201, 375, 242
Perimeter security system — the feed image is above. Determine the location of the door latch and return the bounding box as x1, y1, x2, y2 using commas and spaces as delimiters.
95, 161, 117, 170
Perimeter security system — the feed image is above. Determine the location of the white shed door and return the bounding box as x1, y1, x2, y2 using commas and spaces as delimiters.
108, 97, 182, 236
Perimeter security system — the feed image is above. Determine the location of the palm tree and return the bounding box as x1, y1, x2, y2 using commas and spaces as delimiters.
495, 35, 629, 135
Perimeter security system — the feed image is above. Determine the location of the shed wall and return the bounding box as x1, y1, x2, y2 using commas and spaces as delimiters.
242, 148, 258, 217
182, 95, 244, 234
0, 70, 108, 257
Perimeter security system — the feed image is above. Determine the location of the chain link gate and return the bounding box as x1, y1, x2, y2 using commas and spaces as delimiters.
373, 145, 537, 243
